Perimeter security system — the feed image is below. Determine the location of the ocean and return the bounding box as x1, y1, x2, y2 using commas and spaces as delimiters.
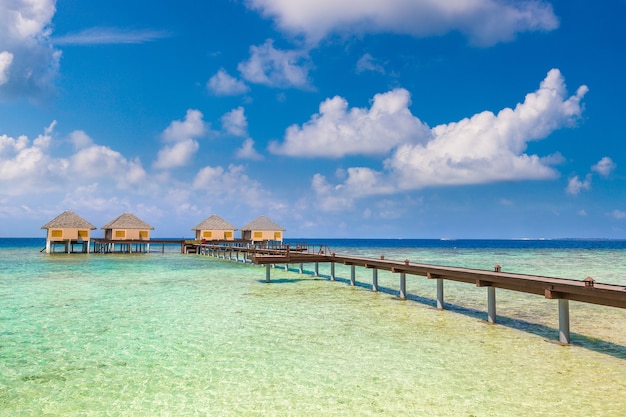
1, 238, 625, 416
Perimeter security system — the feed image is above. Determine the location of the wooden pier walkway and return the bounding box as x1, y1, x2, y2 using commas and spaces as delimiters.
191, 242, 626, 345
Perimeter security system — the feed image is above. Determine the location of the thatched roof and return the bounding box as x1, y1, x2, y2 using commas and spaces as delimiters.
192, 214, 237, 231
241, 215, 285, 231
102, 213, 154, 230
41, 211, 96, 230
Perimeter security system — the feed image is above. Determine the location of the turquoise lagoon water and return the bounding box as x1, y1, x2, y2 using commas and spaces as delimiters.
1, 238, 625, 416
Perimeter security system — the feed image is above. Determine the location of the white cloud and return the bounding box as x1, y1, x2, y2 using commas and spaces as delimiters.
236, 138, 263, 160
591, 157, 616, 178
192, 164, 272, 207
237, 39, 312, 89
309, 69, 588, 209
610, 209, 626, 220
566, 174, 591, 196
52, 27, 169, 45
311, 173, 353, 211
0, 0, 60, 98
270, 88, 430, 157
0, 51, 13, 85
356, 53, 384, 74
245, 0, 559, 46
221, 107, 248, 137
0, 123, 146, 196
69, 130, 93, 150
155, 109, 206, 169
386, 69, 586, 190
154, 139, 200, 170
207, 68, 249, 96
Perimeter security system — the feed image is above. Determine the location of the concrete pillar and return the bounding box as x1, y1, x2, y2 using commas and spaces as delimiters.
372, 269, 378, 292
350, 265, 356, 286
488, 287, 496, 324
265, 264, 271, 283
46, 240, 51, 254
330, 263, 335, 281
314, 263, 319, 277
284, 263, 289, 271
299, 263, 303, 274
558, 299, 570, 344
436, 278, 444, 309
399, 273, 407, 299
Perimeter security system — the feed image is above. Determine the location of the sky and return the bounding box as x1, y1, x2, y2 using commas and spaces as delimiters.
1, 0, 626, 239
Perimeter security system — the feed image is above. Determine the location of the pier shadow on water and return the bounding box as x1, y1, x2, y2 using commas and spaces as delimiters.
267, 269, 626, 361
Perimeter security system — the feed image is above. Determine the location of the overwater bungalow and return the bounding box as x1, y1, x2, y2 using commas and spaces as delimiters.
192, 214, 237, 241
102, 212, 154, 240
240, 215, 285, 243
41, 210, 97, 253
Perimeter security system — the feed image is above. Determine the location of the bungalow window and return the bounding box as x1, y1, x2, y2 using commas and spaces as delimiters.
203, 231, 212, 238
254, 231, 263, 239
139, 231, 148, 239
51, 230, 62, 238
115, 230, 126, 238
78, 230, 89, 239
224, 231, 232, 239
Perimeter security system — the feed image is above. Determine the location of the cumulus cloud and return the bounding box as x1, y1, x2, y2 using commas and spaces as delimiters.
236, 138, 263, 160
192, 163, 272, 206
386, 69, 586, 190
155, 109, 206, 169
308, 69, 588, 208
591, 157, 616, 177
566, 174, 592, 196
0, 0, 60, 99
207, 68, 249, 96
221, 107, 248, 137
0, 51, 13, 85
0, 123, 146, 196
270, 88, 430, 157
237, 39, 312, 89
245, 0, 559, 46
610, 209, 626, 220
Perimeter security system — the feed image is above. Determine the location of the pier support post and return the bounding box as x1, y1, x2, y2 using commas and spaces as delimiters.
314, 263, 319, 277
265, 264, 271, 283
488, 287, 496, 324
284, 263, 289, 271
350, 265, 356, 286
299, 263, 303, 274
372, 269, 378, 292
436, 278, 444, 309
558, 299, 570, 344
399, 273, 407, 299
330, 263, 335, 281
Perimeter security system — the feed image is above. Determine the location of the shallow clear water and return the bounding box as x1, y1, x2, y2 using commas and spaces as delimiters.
1, 239, 625, 416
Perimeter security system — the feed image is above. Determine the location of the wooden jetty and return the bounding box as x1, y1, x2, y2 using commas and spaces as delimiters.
190, 242, 626, 345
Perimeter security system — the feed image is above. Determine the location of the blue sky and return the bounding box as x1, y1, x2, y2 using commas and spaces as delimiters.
1, 0, 625, 239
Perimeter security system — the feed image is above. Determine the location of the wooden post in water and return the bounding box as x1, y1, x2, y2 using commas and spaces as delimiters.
314, 263, 319, 277
399, 273, 407, 299
436, 278, 444, 309
350, 265, 356, 286
559, 299, 570, 344
372, 269, 378, 292
330, 263, 335, 281
265, 264, 271, 283
299, 263, 303, 274
488, 287, 496, 323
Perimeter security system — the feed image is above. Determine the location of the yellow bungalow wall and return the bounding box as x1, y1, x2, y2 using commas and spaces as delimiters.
105, 229, 151, 240
195, 230, 235, 241
47, 228, 92, 241
242, 230, 283, 242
